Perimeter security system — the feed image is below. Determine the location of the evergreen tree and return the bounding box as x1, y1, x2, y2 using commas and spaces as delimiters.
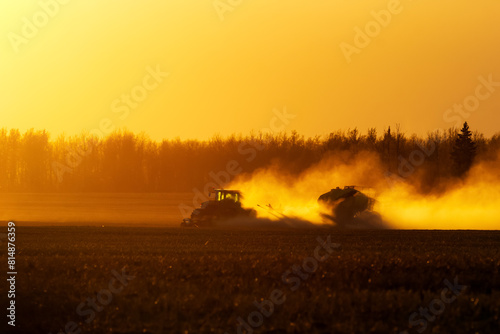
451, 122, 477, 176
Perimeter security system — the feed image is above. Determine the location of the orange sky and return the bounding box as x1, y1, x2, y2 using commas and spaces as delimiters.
1, 0, 499, 141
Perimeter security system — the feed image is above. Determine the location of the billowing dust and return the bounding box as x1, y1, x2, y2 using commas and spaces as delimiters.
229, 151, 500, 229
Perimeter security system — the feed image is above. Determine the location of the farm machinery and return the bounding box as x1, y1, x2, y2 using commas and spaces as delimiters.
181, 186, 382, 228
181, 189, 256, 227
318, 186, 382, 228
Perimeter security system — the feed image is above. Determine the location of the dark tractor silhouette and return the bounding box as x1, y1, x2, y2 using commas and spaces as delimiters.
318, 186, 383, 228
181, 189, 256, 227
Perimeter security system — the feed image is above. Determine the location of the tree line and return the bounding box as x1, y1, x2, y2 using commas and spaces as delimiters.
0, 124, 498, 193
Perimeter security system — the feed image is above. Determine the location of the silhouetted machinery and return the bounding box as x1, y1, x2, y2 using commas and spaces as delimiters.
181, 186, 383, 228
181, 189, 256, 227
318, 186, 382, 228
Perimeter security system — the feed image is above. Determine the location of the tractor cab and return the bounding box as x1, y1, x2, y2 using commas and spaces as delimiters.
213, 189, 241, 203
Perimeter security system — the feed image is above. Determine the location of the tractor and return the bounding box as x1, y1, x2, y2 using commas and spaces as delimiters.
181, 189, 256, 227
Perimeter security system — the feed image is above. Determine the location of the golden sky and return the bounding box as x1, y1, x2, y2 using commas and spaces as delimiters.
1, 0, 499, 141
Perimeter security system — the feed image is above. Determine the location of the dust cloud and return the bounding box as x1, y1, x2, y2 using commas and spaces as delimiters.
229, 150, 500, 230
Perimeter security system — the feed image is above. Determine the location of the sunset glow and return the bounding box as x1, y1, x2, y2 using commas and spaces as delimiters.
1, 1, 500, 140
2, 3, 499, 333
